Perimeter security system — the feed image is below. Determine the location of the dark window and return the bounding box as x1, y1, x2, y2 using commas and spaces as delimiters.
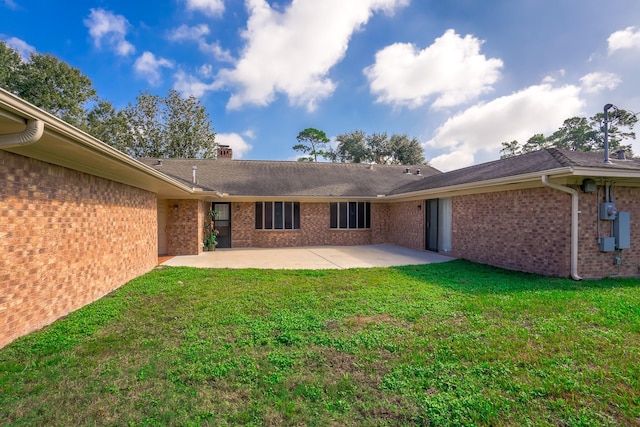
255, 202, 263, 229
330, 202, 370, 229
274, 202, 284, 229
339, 202, 348, 228
255, 202, 300, 230
329, 203, 338, 228
357, 202, 366, 229
348, 202, 357, 228
284, 202, 293, 229
293, 202, 300, 229
264, 202, 273, 230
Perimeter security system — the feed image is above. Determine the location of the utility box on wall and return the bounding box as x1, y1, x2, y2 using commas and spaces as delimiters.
599, 237, 616, 252
599, 202, 617, 220
614, 211, 631, 249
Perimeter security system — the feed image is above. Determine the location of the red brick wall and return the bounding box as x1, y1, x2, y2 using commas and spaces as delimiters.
389, 200, 424, 250
230, 202, 390, 247
578, 186, 640, 278
451, 188, 572, 277
165, 199, 202, 255
0, 151, 157, 348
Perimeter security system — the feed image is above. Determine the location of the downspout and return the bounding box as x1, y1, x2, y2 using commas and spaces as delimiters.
541, 175, 582, 280
0, 119, 44, 148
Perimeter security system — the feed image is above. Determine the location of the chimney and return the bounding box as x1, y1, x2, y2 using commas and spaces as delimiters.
217, 145, 233, 160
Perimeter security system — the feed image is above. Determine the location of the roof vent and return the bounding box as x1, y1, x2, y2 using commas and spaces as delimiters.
404, 168, 410, 174
616, 149, 626, 160
367, 163, 374, 170
156, 160, 163, 166
192, 165, 197, 184
415, 169, 421, 175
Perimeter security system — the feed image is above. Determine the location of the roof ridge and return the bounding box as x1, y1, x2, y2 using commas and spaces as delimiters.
545, 148, 578, 167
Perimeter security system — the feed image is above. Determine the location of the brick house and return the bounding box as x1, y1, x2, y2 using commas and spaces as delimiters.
2, 87, 640, 347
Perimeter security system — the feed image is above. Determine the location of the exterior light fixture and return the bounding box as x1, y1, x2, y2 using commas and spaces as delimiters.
173, 204, 179, 212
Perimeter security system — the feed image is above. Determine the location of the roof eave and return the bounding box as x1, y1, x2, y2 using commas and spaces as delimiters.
384, 167, 576, 200
0, 88, 194, 197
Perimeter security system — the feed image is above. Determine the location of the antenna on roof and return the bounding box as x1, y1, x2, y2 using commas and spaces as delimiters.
603, 103, 614, 164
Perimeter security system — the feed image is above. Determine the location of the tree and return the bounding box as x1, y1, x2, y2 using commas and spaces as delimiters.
163, 89, 216, 158
546, 117, 598, 152
500, 109, 637, 159
121, 89, 216, 158
10, 48, 97, 126
83, 99, 130, 153
332, 130, 426, 165
0, 42, 217, 159
293, 128, 330, 162
332, 130, 368, 163
0, 42, 21, 90
591, 109, 637, 152
388, 134, 426, 165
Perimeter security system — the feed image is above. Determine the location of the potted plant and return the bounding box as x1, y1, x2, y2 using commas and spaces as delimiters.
203, 209, 220, 251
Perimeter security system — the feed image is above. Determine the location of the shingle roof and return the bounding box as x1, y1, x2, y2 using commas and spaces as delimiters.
140, 149, 640, 199
390, 148, 640, 195
139, 158, 440, 197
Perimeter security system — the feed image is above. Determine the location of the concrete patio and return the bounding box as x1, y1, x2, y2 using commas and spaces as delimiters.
160, 244, 455, 269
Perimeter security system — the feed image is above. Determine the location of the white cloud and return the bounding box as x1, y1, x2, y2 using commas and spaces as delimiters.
199, 40, 234, 63
242, 129, 256, 139
426, 83, 584, 171
608, 26, 640, 54
168, 23, 211, 41
580, 72, 621, 94
84, 8, 135, 56
542, 69, 566, 84
2, 36, 34, 60
216, 132, 253, 159
364, 29, 503, 109
168, 24, 234, 63
184, 0, 225, 17
3, 0, 18, 10
198, 64, 214, 78
134, 51, 174, 85
174, 70, 220, 97
215, 0, 409, 111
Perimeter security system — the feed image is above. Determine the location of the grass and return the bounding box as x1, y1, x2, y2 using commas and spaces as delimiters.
1, 260, 639, 426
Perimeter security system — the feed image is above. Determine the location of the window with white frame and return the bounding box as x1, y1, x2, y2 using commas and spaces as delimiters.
329, 202, 370, 229
255, 202, 300, 230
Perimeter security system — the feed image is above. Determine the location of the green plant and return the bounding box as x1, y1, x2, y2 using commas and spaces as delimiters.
203, 210, 220, 250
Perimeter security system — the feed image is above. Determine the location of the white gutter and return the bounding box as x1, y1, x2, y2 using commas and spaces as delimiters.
0, 88, 193, 195
541, 175, 581, 280
0, 119, 44, 148
383, 167, 575, 201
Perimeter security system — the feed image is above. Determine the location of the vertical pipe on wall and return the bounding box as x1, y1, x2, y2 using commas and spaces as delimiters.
541, 175, 582, 280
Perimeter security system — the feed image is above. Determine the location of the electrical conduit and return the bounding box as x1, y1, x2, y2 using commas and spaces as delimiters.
541, 175, 582, 280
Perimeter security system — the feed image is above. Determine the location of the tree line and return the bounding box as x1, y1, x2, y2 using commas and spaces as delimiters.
294, 128, 427, 165
0, 41, 216, 158
500, 109, 637, 159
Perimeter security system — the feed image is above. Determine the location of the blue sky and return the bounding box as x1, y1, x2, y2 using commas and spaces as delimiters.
2, 0, 640, 170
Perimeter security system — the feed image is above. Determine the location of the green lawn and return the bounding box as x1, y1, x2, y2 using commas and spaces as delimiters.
1, 260, 639, 426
